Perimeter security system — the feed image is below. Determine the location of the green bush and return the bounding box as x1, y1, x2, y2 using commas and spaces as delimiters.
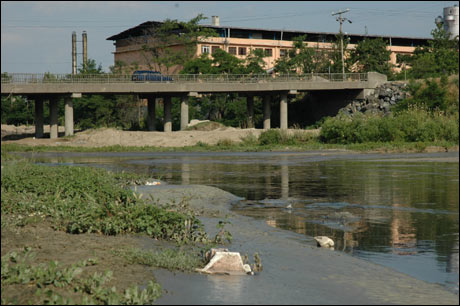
258, 129, 283, 145
319, 107, 459, 144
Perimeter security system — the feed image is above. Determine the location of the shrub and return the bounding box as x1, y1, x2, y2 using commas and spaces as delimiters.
258, 129, 283, 145
320, 107, 459, 144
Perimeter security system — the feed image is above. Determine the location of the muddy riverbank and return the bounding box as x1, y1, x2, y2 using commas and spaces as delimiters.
135, 184, 459, 305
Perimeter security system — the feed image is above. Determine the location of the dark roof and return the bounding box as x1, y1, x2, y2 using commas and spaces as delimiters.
106, 21, 431, 43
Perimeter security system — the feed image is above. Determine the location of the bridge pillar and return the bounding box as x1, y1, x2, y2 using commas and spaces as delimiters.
34, 97, 44, 138
263, 95, 271, 129
246, 96, 254, 128
180, 95, 189, 130
64, 96, 74, 136
280, 93, 288, 130
49, 97, 59, 139
147, 96, 156, 131
163, 96, 172, 132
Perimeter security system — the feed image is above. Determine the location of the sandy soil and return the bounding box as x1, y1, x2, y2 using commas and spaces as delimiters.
1, 124, 320, 148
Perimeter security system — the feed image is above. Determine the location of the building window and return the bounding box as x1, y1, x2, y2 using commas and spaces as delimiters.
201, 45, 210, 54
280, 49, 287, 57
211, 46, 220, 54
264, 48, 273, 57
238, 47, 247, 56
229, 47, 237, 55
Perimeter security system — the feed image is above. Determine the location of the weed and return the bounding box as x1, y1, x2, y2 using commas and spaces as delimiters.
1, 248, 162, 305
114, 247, 205, 272
1, 160, 205, 243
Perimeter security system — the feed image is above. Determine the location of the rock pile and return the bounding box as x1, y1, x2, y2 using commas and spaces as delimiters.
340, 82, 408, 116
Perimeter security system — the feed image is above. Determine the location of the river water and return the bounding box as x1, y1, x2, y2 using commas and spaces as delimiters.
17, 150, 459, 294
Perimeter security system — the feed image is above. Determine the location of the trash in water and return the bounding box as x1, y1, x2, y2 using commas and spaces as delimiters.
197, 248, 253, 275
145, 181, 161, 186
314, 236, 335, 249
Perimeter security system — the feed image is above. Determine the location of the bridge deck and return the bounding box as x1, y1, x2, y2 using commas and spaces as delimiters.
1, 72, 385, 95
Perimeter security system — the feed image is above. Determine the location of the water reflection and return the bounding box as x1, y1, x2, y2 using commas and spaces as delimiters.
15, 151, 459, 293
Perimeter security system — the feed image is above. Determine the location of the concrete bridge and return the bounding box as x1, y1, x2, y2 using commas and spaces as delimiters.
1, 72, 387, 139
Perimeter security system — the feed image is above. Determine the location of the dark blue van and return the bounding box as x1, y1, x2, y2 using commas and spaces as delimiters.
131, 70, 173, 82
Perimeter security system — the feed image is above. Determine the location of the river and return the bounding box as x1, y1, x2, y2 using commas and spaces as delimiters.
16, 150, 459, 296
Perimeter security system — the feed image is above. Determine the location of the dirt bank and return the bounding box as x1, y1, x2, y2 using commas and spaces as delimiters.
1, 124, 319, 148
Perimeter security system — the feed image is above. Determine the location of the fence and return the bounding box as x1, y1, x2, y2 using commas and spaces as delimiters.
1, 73, 368, 84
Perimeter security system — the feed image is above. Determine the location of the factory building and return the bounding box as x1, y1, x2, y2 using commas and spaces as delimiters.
107, 16, 431, 74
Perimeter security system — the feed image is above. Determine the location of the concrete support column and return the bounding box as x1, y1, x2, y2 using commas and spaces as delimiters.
180, 95, 189, 130
49, 97, 59, 139
147, 96, 156, 131
64, 96, 74, 136
263, 95, 271, 129
34, 97, 44, 138
163, 96, 172, 132
246, 96, 254, 128
280, 93, 288, 130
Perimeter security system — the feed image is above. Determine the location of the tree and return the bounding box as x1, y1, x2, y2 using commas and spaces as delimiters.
79, 59, 104, 75
245, 48, 268, 74
274, 35, 330, 74
137, 14, 218, 73
349, 37, 392, 75
402, 24, 459, 79
329, 34, 351, 73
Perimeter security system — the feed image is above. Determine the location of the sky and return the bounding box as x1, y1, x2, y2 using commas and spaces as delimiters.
1, 1, 458, 74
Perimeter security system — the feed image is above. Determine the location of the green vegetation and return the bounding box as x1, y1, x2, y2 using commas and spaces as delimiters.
1, 160, 207, 242
349, 37, 392, 76
396, 24, 459, 79
1, 248, 162, 305
114, 248, 204, 273
319, 107, 458, 144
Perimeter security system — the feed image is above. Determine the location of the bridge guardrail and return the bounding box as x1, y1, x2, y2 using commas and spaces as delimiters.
1, 73, 368, 84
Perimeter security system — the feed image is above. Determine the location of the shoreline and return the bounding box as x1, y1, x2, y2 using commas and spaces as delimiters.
135, 184, 459, 304
2, 124, 458, 154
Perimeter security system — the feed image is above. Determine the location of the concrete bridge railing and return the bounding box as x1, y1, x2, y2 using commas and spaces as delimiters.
1, 72, 368, 84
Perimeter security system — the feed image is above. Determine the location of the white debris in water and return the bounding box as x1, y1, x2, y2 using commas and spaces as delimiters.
145, 181, 161, 186
197, 248, 253, 275
314, 236, 335, 249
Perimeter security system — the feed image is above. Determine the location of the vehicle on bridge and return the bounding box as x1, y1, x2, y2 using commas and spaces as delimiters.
131, 70, 173, 82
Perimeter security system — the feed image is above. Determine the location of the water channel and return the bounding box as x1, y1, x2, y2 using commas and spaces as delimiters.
16, 150, 459, 295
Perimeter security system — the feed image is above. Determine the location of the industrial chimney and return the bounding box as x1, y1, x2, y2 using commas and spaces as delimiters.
82, 31, 88, 69
72, 31, 77, 75
212, 16, 220, 26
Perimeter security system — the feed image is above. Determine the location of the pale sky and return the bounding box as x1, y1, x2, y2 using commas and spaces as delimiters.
1, 1, 457, 74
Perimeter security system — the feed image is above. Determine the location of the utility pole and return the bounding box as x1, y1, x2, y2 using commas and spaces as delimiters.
332, 8, 352, 79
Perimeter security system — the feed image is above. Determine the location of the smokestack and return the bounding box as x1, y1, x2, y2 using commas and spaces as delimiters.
72, 31, 77, 75
82, 31, 88, 69
212, 16, 220, 26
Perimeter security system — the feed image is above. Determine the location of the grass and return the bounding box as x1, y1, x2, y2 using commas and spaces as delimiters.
113, 247, 205, 273
1, 248, 162, 305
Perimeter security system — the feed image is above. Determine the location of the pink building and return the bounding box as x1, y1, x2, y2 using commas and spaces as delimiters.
107, 17, 430, 74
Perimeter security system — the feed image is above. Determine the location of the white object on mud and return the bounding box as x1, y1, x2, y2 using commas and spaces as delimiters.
197, 248, 253, 275
314, 236, 335, 249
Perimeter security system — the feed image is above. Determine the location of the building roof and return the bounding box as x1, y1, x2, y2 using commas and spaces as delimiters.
106, 20, 431, 44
